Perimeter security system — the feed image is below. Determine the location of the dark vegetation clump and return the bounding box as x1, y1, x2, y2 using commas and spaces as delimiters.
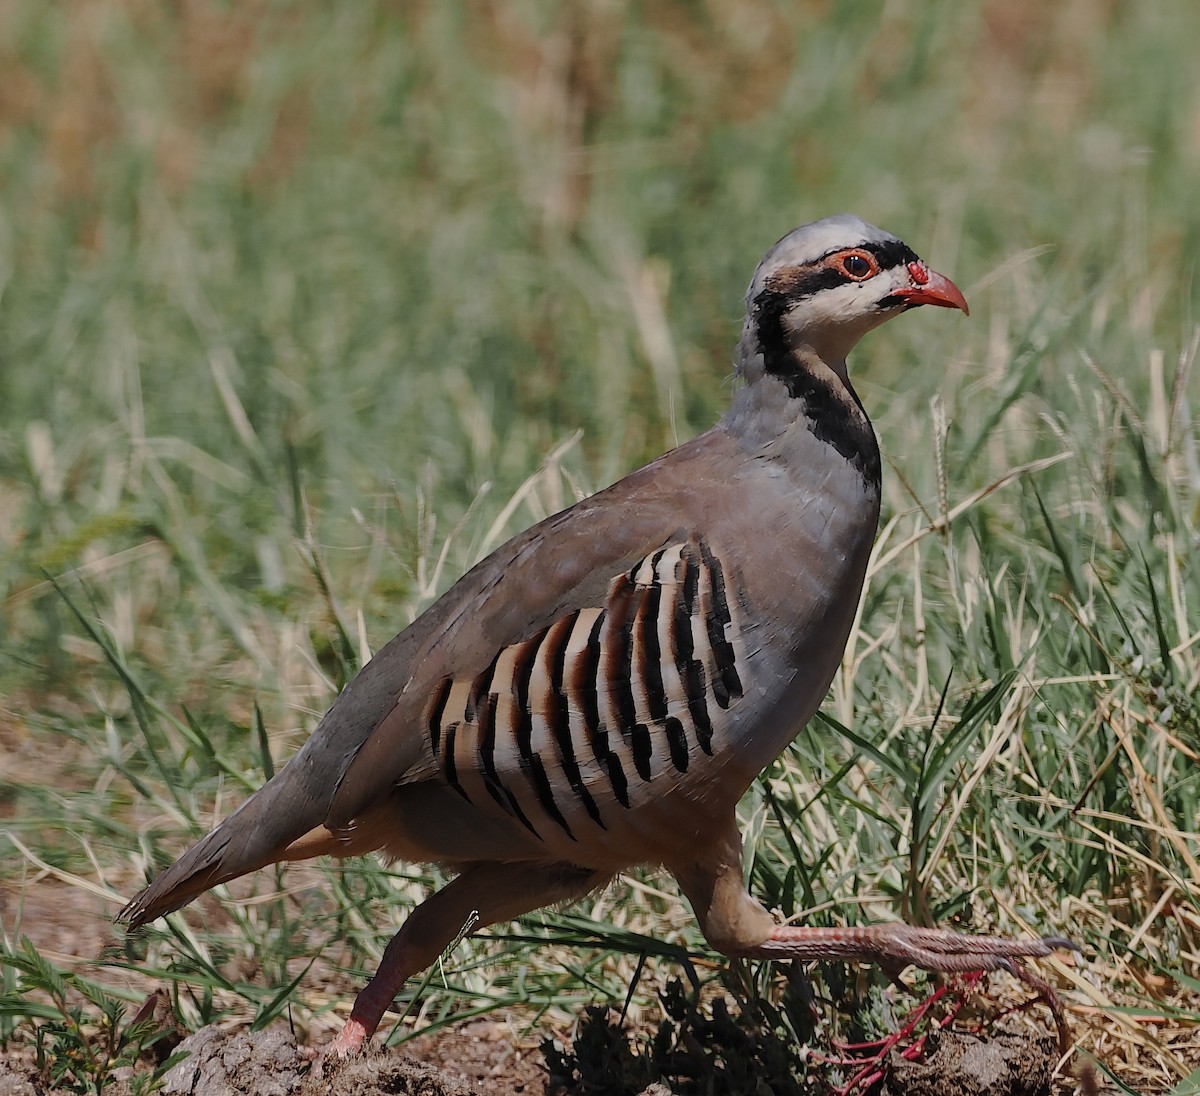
542, 978, 821, 1095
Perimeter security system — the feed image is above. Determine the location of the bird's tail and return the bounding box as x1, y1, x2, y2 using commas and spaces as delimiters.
119, 738, 379, 927
120, 624, 429, 928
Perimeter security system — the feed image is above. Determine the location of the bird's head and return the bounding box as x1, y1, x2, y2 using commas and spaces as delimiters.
739, 214, 968, 384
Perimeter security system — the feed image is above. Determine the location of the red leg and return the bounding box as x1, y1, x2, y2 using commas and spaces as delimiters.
747, 922, 1075, 970
325, 861, 610, 1057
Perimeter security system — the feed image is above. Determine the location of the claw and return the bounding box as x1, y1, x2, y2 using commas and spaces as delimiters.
1040, 935, 1081, 954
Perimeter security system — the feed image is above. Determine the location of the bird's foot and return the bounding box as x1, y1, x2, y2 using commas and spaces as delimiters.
746, 922, 1077, 1056
296, 1016, 372, 1078
304, 964, 403, 1065
754, 922, 1077, 972
326, 1017, 371, 1059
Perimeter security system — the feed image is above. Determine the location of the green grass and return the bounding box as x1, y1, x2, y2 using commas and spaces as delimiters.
2, 1, 1199, 1090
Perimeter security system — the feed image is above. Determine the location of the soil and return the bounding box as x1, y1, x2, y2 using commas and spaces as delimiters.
402, 1021, 550, 1094
0, 1023, 586, 1096
0, 1016, 1070, 1096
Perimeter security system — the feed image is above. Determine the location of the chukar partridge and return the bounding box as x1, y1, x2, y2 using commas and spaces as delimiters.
121, 215, 1070, 1055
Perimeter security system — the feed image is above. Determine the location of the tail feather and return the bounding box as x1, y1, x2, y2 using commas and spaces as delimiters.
121, 715, 385, 927
120, 773, 322, 927
120, 612, 431, 929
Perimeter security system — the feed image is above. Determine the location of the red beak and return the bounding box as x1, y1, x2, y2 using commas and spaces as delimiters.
891, 263, 969, 315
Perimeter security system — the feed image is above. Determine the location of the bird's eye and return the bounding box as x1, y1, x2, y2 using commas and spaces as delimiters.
839, 252, 874, 279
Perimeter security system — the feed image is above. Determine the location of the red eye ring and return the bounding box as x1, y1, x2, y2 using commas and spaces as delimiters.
830, 249, 878, 281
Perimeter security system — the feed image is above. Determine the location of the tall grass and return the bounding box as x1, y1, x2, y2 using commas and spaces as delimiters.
2, 1, 1198, 1088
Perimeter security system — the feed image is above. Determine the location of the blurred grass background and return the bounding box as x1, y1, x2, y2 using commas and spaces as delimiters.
1, 0, 1199, 1089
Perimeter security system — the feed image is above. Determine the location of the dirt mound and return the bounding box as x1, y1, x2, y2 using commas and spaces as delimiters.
0, 1027, 482, 1096
158, 1026, 478, 1096
885, 1021, 1057, 1096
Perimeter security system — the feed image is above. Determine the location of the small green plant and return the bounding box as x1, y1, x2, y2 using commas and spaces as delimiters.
0, 937, 183, 1095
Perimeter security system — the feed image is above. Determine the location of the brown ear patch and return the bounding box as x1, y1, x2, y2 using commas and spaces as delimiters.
763, 263, 821, 296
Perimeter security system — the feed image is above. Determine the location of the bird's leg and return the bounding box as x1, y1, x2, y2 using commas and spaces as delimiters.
670, 822, 1075, 1030
326, 861, 611, 1058
669, 822, 778, 957
748, 922, 1076, 970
